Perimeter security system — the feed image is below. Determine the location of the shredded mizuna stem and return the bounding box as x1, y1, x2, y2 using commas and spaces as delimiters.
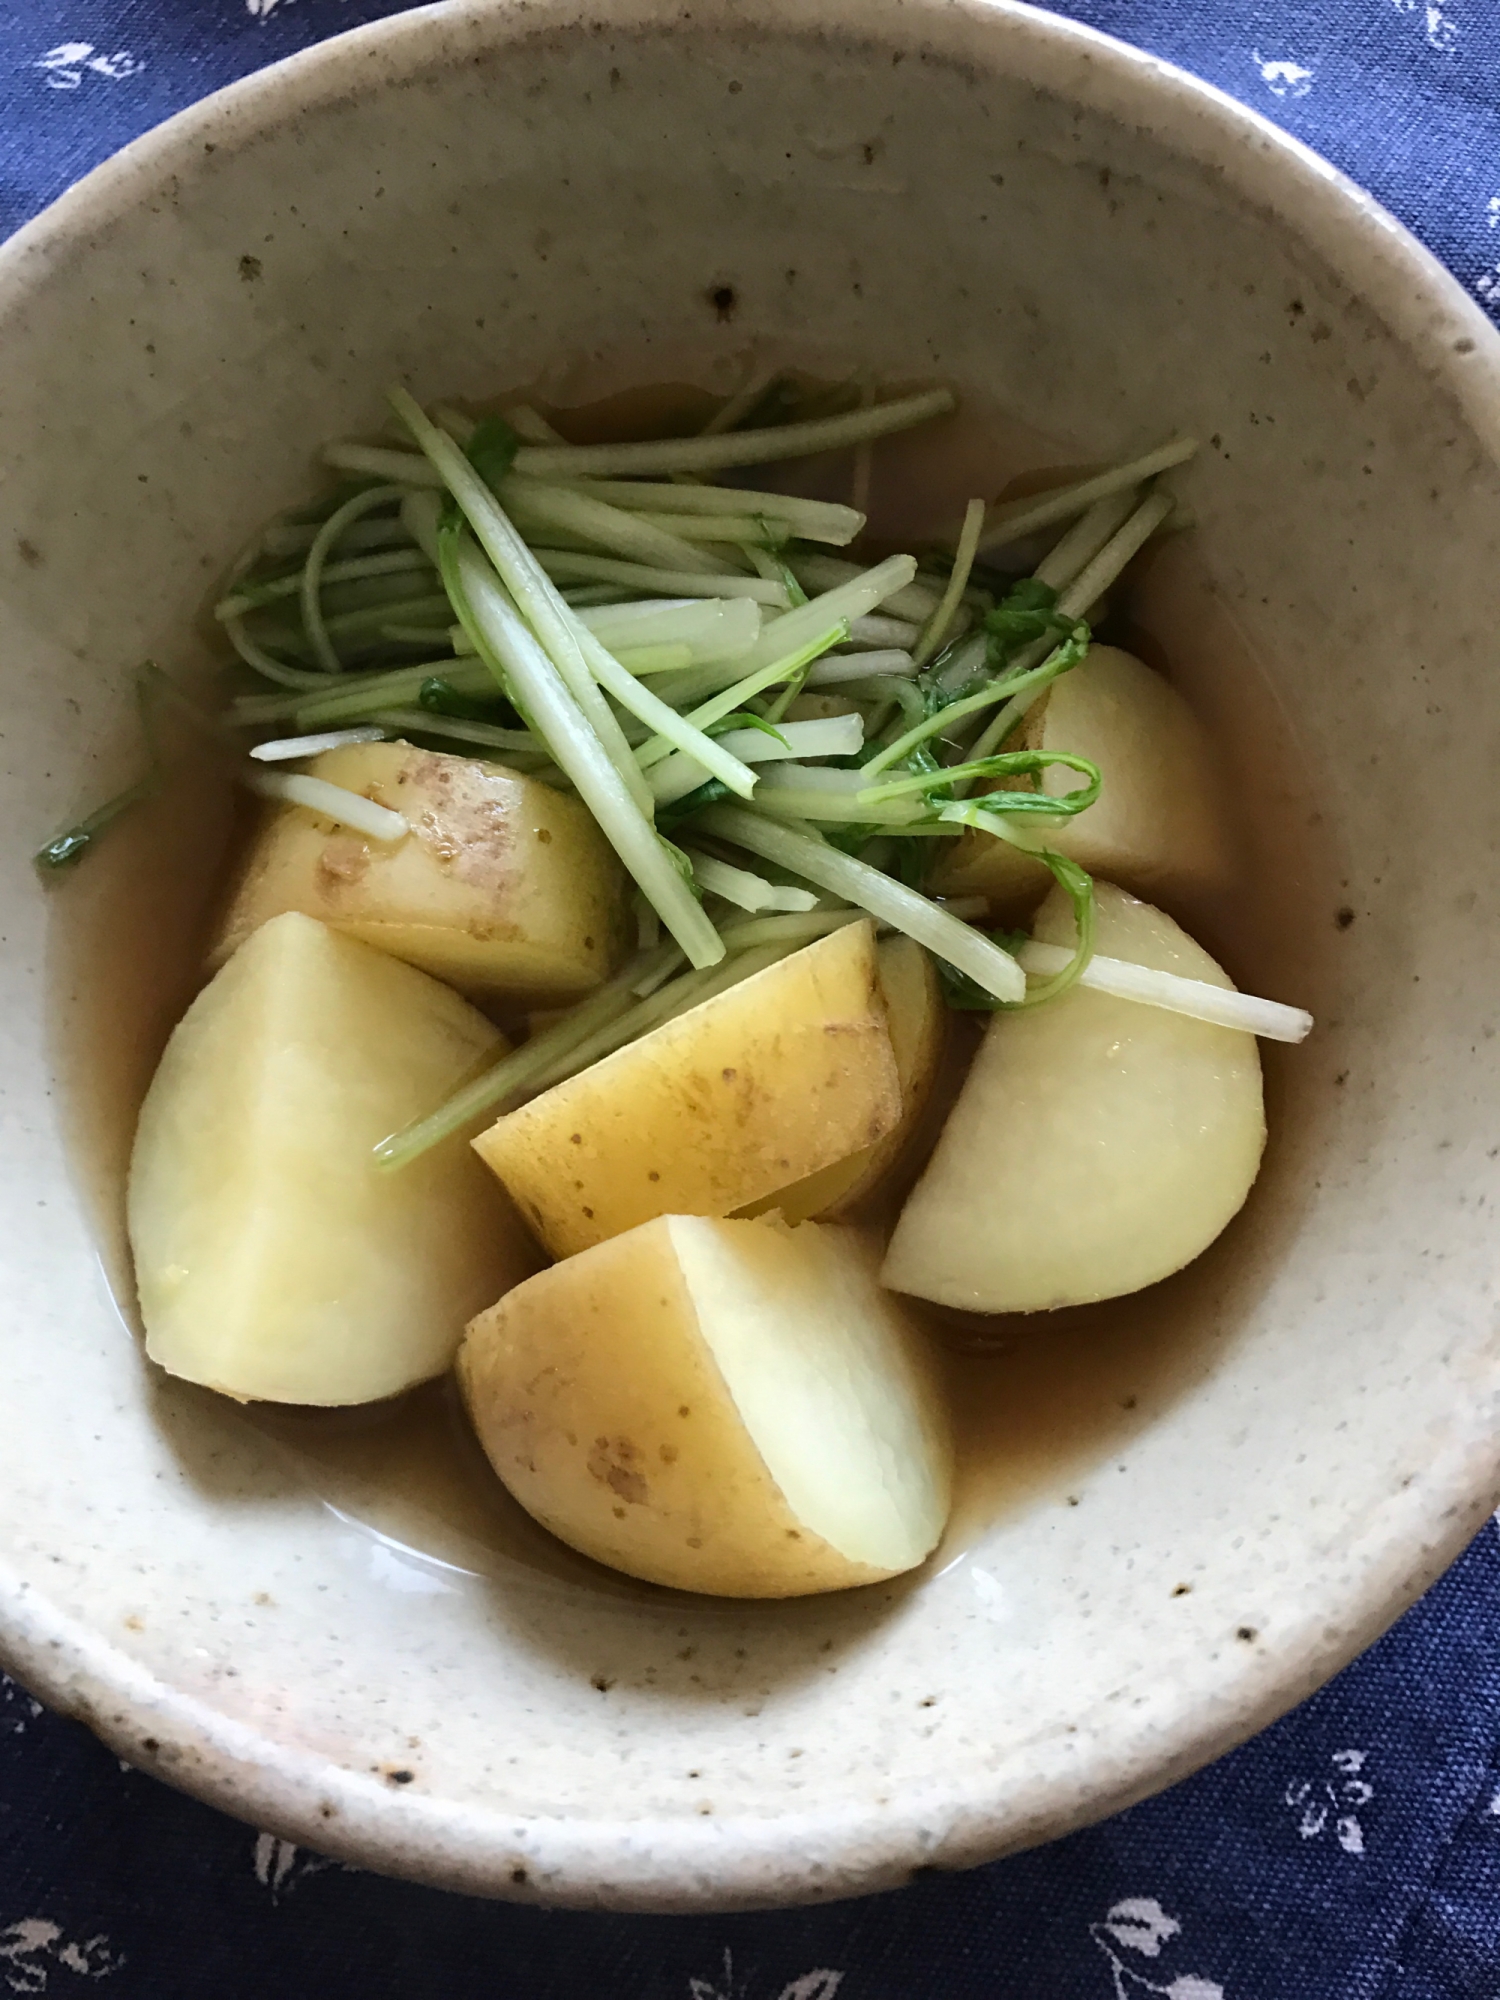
1017, 941, 1314, 1042
978, 437, 1197, 550
245, 768, 409, 841
695, 804, 1025, 1002
507, 387, 956, 479
250, 726, 389, 761
912, 498, 985, 669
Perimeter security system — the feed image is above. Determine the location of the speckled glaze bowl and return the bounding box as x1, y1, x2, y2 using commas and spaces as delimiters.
2, 0, 1499, 1912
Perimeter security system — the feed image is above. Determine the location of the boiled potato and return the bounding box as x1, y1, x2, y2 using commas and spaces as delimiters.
460, 1213, 953, 1595
474, 921, 901, 1258
129, 910, 537, 1404
213, 740, 629, 1001
882, 881, 1265, 1312
930, 647, 1234, 916
743, 935, 945, 1223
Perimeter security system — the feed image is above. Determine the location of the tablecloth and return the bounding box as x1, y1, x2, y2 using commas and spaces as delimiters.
4, 3, 1500, 1994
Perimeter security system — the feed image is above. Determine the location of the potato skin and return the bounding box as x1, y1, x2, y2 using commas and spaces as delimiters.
882, 881, 1266, 1313
473, 922, 901, 1258
460, 1215, 951, 1596
213, 740, 629, 1001
744, 936, 946, 1223
130, 911, 538, 1405
930, 647, 1234, 916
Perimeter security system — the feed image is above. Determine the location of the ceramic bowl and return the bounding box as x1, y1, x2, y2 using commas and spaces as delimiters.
2, 0, 1499, 1913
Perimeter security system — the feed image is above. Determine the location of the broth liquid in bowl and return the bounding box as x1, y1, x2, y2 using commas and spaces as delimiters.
45, 379, 1338, 1597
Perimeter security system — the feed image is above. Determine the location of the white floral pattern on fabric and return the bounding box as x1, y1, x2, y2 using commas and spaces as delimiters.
32, 45, 144, 91
251, 1833, 347, 1902
1091, 1901, 1225, 1999
689, 1951, 842, 2000
1284, 1749, 1374, 1854
1251, 51, 1314, 99
0, 1923, 123, 1995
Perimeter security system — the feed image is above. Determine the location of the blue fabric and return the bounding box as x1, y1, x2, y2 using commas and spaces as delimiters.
3, 4, 1500, 1993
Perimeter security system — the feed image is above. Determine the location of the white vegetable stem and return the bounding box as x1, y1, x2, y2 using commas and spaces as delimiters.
498, 472, 739, 577
578, 595, 761, 663
455, 542, 724, 967
556, 479, 863, 546
697, 804, 1026, 1003
738, 554, 918, 674
685, 851, 819, 913
566, 618, 759, 799
913, 498, 986, 669
536, 549, 789, 604
245, 769, 409, 843
806, 649, 916, 686
387, 387, 651, 813
324, 442, 442, 486
1017, 942, 1314, 1043
649, 715, 864, 808
786, 552, 941, 623
508, 387, 956, 479
635, 626, 849, 772
250, 726, 388, 762
978, 437, 1198, 551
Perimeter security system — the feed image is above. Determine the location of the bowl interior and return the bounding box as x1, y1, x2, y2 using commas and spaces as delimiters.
2, 0, 1500, 1909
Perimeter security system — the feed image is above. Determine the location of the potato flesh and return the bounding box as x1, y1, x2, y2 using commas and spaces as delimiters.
213, 740, 629, 1001
129, 911, 537, 1404
930, 647, 1234, 915
459, 1214, 953, 1595
882, 882, 1265, 1312
744, 935, 945, 1223
473, 921, 901, 1258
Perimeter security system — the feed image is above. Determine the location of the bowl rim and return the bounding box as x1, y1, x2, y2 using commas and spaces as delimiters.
4, 0, 1500, 1912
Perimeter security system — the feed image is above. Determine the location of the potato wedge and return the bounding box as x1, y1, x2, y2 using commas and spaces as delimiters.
743, 936, 945, 1223
474, 921, 901, 1258
930, 647, 1234, 916
213, 740, 629, 1000
460, 1214, 953, 1595
882, 881, 1265, 1312
129, 910, 537, 1404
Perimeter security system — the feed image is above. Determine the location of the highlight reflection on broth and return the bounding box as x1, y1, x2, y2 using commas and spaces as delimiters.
46, 372, 1327, 1601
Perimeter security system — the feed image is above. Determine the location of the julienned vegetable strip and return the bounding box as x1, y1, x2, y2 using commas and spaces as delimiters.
300, 484, 408, 674
564, 619, 760, 798
498, 473, 741, 578
387, 386, 651, 813
250, 726, 389, 762
451, 540, 725, 968
506, 387, 956, 479
535, 551, 790, 604
374, 943, 688, 1168
685, 851, 820, 913
554, 479, 864, 546
912, 499, 985, 669
245, 769, 409, 843
634, 627, 848, 772
695, 804, 1027, 1004
1016, 941, 1314, 1042
978, 437, 1197, 550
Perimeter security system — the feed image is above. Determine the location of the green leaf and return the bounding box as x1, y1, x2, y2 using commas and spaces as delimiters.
417, 676, 508, 722
465, 414, 522, 493
983, 576, 1078, 665
706, 711, 789, 747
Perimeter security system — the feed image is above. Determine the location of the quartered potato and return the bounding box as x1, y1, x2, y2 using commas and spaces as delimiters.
744, 935, 945, 1223
213, 740, 629, 1001
129, 911, 536, 1404
460, 1213, 954, 1596
930, 647, 1234, 916
473, 920, 901, 1258
882, 880, 1265, 1313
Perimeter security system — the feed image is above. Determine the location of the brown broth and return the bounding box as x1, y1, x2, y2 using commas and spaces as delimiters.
46, 378, 1338, 1597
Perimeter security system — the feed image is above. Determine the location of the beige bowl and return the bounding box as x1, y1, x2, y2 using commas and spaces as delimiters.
2, 0, 1499, 1912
